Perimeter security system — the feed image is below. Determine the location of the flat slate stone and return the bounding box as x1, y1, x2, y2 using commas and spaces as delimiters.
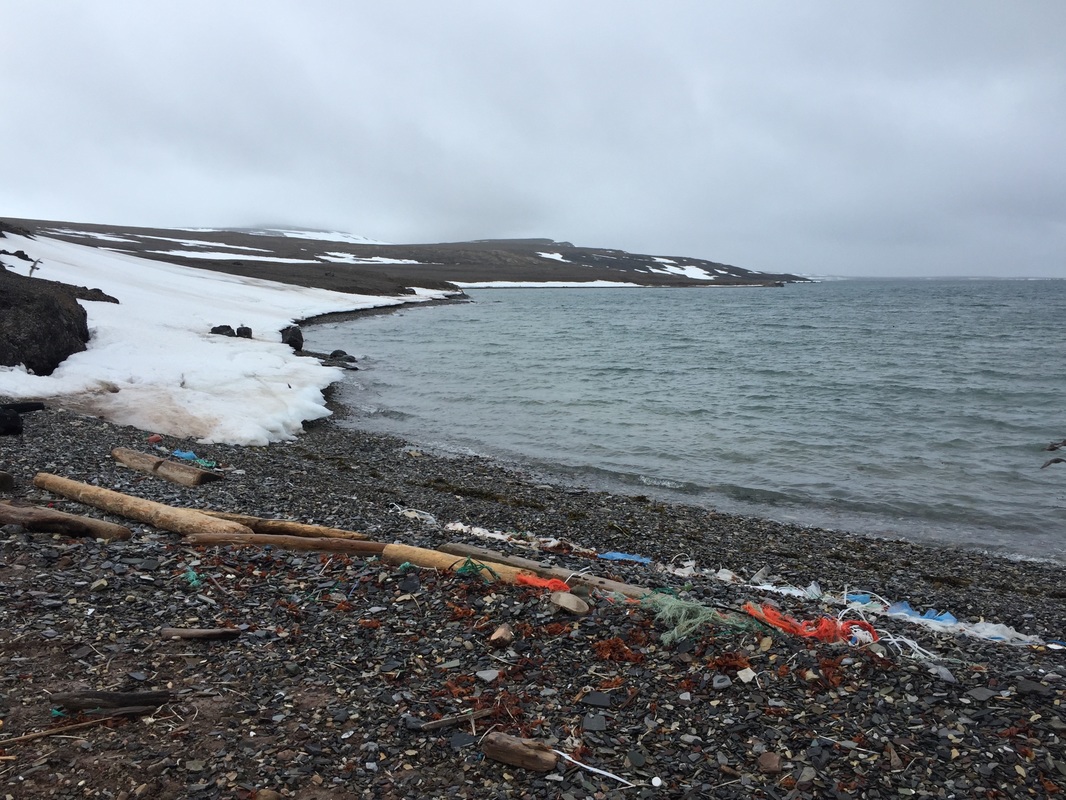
582, 713, 607, 731
580, 691, 613, 708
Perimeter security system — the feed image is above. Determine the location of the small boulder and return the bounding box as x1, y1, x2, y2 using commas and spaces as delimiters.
0, 409, 22, 436
210, 325, 236, 336
280, 325, 303, 351
235, 325, 252, 339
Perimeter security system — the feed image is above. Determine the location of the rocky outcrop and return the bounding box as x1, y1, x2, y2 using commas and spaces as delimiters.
280, 325, 303, 351
0, 265, 92, 376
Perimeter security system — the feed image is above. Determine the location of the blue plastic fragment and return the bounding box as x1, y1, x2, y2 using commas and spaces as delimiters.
887, 601, 918, 617
846, 593, 873, 604
887, 601, 956, 624
598, 551, 652, 564
922, 608, 958, 624
172, 449, 197, 460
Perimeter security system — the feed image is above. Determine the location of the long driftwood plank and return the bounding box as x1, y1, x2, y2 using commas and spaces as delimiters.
32, 473, 252, 536
0, 500, 132, 541
111, 447, 222, 487
200, 510, 366, 540
437, 542, 651, 598
380, 543, 537, 585
183, 532, 386, 555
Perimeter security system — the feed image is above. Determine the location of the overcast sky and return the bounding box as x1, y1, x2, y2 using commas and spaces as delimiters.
2, 2, 1064, 277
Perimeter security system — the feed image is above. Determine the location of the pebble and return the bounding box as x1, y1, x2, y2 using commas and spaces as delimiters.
0, 398, 1063, 800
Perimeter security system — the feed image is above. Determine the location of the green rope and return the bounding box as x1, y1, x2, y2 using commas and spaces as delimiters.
642, 593, 764, 644
455, 557, 499, 583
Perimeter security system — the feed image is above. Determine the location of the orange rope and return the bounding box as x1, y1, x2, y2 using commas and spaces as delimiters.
743, 602, 878, 643
516, 574, 571, 593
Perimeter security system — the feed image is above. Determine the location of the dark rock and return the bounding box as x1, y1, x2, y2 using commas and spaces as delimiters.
280, 325, 303, 351
210, 325, 236, 336
329, 349, 356, 362
0, 410, 22, 436
0, 269, 90, 375
0, 470, 13, 490
582, 713, 607, 731
236, 326, 253, 339
580, 691, 613, 708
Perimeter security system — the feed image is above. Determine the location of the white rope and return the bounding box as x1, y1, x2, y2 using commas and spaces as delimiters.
552, 750, 635, 788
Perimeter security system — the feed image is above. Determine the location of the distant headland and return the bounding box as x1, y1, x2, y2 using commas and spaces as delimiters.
1, 217, 808, 297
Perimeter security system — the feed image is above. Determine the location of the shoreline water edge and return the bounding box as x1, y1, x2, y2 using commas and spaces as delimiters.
2, 296, 1066, 797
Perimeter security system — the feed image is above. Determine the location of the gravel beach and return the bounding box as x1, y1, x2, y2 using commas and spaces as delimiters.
1, 394, 1064, 799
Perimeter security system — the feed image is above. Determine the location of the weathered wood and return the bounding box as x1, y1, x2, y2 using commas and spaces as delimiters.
32, 473, 253, 536
381, 543, 537, 585
0, 500, 132, 541
0, 716, 122, 747
160, 627, 241, 640
184, 531, 386, 555
111, 447, 222, 487
200, 510, 366, 540
80, 705, 159, 718
481, 731, 559, 771
418, 708, 493, 732
49, 690, 173, 711
438, 542, 548, 572
437, 542, 652, 598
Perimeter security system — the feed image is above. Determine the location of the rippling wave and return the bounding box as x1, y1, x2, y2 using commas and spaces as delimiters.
305, 279, 1066, 562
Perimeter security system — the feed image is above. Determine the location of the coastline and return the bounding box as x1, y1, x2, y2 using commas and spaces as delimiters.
1, 399, 1064, 797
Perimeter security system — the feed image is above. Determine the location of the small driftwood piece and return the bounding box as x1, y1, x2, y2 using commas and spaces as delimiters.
111, 447, 222, 487
381, 543, 537, 585
49, 690, 173, 712
418, 708, 493, 732
437, 542, 651, 598
0, 500, 131, 541
0, 716, 123, 747
160, 627, 241, 641
183, 532, 387, 555
200, 510, 366, 540
32, 473, 253, 536
481, 731, 559, 771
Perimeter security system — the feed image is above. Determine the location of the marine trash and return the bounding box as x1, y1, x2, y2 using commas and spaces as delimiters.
598, 551, 652, 564
886, 600, 957, 625
515, 574, 571, 592
391, 504, 438, 527
170, 449, 217, 468
742, 602, 879, 645
642, 593, 764, 644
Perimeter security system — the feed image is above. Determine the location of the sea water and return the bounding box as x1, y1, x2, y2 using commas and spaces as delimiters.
303, 280, 1066, 562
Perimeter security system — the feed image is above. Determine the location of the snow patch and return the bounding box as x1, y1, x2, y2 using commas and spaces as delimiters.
0, 234, 450, 444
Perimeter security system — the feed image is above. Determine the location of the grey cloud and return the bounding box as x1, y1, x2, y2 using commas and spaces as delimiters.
2, 1, 1064, 277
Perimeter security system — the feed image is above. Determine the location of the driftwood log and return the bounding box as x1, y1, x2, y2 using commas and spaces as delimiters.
437, 542, 652, 598
200, 510, 366, 540
481, 731, 559, 771
111, 447, 223, 487
159, 627, 241, 640
0, 500, 132, 541
381, 543, 537, 585
183, 532, 387, 555
32, 473, 253, 536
